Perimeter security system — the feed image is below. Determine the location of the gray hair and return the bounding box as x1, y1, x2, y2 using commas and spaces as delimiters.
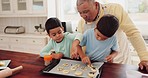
76, 0, 95, 6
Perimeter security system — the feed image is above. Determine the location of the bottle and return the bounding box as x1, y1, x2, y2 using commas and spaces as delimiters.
44, 55, 53, 66
0, 66, 23, 78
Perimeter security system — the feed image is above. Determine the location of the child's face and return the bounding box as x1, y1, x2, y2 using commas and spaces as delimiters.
49, 27, 64, 43
94, 28, 108, 41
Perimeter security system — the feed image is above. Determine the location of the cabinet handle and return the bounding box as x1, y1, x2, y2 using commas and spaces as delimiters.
0, 39, 3, 40
33, 40, 35, 43
16, 39, 18, 41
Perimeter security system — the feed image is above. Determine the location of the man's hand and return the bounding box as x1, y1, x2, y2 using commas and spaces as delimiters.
139, 60, 148, 72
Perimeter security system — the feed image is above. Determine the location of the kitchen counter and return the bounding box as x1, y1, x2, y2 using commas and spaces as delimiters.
1, 50, 147, 78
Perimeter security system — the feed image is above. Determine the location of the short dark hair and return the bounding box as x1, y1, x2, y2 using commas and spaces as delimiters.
96, 14, 119, 37
45, 17, 62, 34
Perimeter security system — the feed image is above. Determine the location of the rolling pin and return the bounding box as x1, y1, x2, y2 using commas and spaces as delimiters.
0, 66, 23, 78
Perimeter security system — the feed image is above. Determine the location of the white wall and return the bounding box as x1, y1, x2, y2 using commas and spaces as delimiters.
134, 21, 148, 36
129, 14, 148, 36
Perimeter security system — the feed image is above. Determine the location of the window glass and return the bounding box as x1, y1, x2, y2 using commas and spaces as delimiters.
33, 0, 44, 11
128, 0, 148, 13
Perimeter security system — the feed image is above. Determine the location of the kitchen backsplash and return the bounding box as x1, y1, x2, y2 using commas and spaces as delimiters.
0, 17, 47, 34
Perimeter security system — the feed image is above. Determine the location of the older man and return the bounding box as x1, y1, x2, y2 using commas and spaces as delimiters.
76, 0, 148, 72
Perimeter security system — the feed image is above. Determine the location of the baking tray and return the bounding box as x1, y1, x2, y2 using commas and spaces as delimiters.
0, 60, 11, 69
42, 59, 104, 78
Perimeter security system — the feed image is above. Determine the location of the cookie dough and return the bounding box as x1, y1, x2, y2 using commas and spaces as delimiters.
88, 72, 95, 78
87, 64, 97, 72
81, 66, 87, 71
91, 67, 97, 72
57, 66, 64, 71
0, 61, 5, 66
75, 64, 80, 68
70, 66, 77, 71
63, 63, 69, 67
74, 71, 83, 76
87, 64, 93, 68
62, 70, 70, 74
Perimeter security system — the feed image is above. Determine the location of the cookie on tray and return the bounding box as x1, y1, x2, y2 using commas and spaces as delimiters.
62, 70, 70, 74
57, 66, 64, 71
90, 67, 97, 72
74, 71, 83, 76
71, 66, 77, 71
63, 63, 69, 67
88, 72, 95, 78
0, 61, 5, 66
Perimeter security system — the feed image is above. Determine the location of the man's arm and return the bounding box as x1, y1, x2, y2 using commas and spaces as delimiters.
116, 4, 148, 61
115, 4, 148, 72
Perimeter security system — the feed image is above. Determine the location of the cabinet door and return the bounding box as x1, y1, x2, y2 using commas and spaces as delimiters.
0, 0, 47, 17
26, 37, 47, 54
30, 0, 47, 15
10, 44, 26, 52
0, 0, 13, 14
10, 37, 26, 44
15, 0, 28, 14
10, 37, 27, 51
10, 37, 47, 54
0, 37, 10, 50
26, 38, 47, 45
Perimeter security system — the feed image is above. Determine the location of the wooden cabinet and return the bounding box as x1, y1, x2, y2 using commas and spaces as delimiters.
0, 34, 48, 54
0, 0, 47, 17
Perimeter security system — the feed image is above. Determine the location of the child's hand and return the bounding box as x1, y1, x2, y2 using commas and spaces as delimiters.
51, 53, 63, 59
71, 47, 79, 59
82, 56, 91, 65
70, 40, 80, 59
105, 52, 118, 63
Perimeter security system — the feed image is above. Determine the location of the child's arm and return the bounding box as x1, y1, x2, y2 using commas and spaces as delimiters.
40, 39, 53, 57
51, 52, 64, 59
105, 51, 118, 63
105, 36, 119, 63
70, 33, 83, 59
71, 39, 80, 59
77, 45, 91, 65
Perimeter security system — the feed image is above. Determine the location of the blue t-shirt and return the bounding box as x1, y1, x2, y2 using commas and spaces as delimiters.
80, 28, 119, 61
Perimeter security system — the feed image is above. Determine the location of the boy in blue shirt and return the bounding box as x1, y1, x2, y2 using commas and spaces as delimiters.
77, 14, 119, 64
40, 17, 82, 59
